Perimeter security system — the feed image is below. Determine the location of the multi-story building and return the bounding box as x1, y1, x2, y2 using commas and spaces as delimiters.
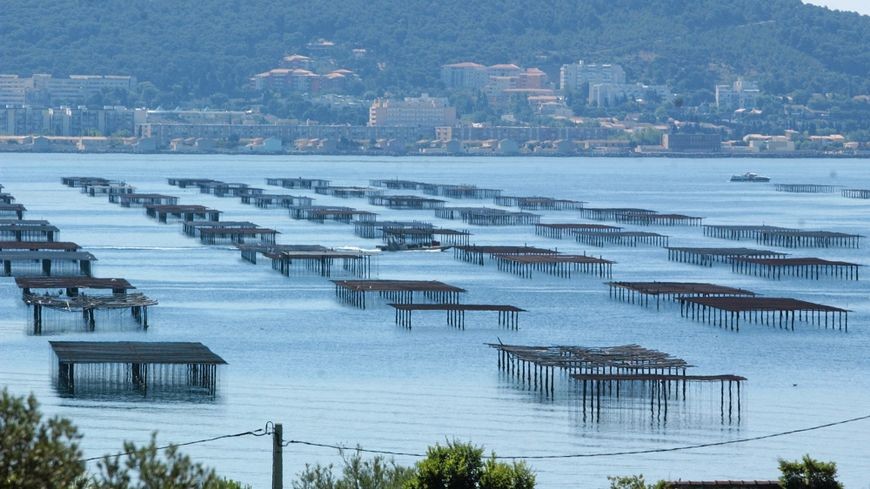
0, 75, 32, 105
442, 63, 549, 91
250, 66, 357, 94
662, 133, 721, 152
440, 62, 489, 90
588, 83, 671, 107
280, 54, 313, 70
0, 74, 136, 105
486, 64, 523, 78
0, 106, 48, 135
716, 78, 760, 111
0, 105, 136, 136
559, 61, 626, 93
369, 95, 457, 127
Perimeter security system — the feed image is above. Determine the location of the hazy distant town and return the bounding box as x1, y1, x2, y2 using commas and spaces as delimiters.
1, 41, 868, 156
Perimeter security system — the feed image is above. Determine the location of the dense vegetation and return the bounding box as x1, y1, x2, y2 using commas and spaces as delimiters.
1, 0, 868, 105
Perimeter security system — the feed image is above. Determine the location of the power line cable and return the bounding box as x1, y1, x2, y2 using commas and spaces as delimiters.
80, 427, 269, 463
77, 413, 870, 464
282, 413, 870, 460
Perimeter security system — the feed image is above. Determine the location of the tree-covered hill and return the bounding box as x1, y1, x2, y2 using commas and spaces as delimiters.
1, 0, 867, 100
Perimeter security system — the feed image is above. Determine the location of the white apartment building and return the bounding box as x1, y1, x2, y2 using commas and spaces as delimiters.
716, 78, 760, 111
0, 74, 136, 105
0, 75, 32, 105
441, 62, 489, 90
559, 60, 626, 92
588, 82, 671, 106
369, 95, 457, 127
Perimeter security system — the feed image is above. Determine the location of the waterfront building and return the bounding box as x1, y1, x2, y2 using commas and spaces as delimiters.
0, 105, 135, 137
663, 133, 722, 152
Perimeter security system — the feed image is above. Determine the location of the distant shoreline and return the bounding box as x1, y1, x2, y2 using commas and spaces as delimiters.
0, 147, 867, 159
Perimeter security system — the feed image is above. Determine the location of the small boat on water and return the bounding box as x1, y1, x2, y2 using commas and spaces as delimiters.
730, 172, 770, 182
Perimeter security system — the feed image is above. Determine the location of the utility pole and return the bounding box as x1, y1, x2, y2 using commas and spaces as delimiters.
272, 423, 283, 489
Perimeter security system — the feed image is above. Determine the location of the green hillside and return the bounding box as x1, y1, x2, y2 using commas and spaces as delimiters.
1, 0, 867, 101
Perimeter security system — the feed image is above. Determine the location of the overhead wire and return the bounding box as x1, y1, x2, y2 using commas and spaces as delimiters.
78, 413, 870, 464
282, 413, 870, 460
80, 426, 269, 463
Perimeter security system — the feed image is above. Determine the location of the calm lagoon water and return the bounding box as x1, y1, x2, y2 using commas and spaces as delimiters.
0, 154, 869, 488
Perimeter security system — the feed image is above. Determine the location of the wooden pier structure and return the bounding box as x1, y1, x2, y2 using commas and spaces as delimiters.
774, 183, 843, 193
266, 177, 331, 189
453, 245, 557, 265
422, 184, 502, 199
493, 196, 585, 210
84, 182, 135, 197
240, 243, 373, 277
289, 205, 376, 223
238, 244, 329, 264
494, 254, 614, 278
702, 225, 794, 241
182, 221, 257, 237
608, 282, 756, 310
315, 186, 382, 198
16, 276, 135, 296
110, 193, 179, 207
0, 241, 79, 252
240, 193, 314, 208
535, 223, 623, 239
196, 226, 278, 245
0, 250, 96, 277
0, 221, 60, 241
62, 177, 110, 188
145, 204, 221, 223
332, 279, 465, 309
731, 257, 861, 280
368, 194, 446, 209
579, 207, 657, 221
369, 178, 428, 190
755, 229, 862, 248
383, 227, 470, 247
197, 181, 262, 197
614, 212, 704, 227
51, 341, 224, 396
353, 221, 434, 239
575, 231, 669, 247
19, 277, 154, 335
488, 343, 744, 417
842, 188, 870, 199
267, 249, 373, 278
0, 203, 26, 219
167, 178, 219, 188
435, 207, 540, 226
667, 247, 787, 267
390, 303, 524, 329
679, 297, 849, 332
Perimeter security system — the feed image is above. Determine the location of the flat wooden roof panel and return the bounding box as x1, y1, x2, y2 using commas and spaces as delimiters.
50, 341, 226, 364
